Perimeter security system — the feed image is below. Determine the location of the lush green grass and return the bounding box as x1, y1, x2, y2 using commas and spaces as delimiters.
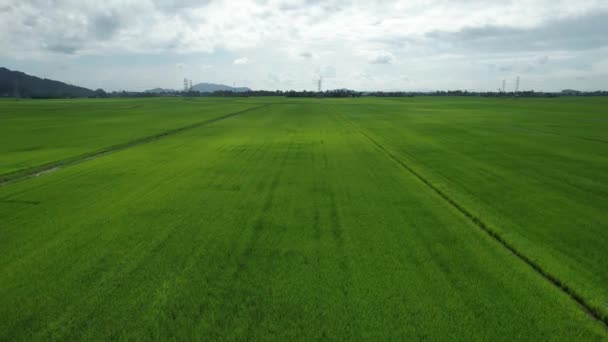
0, 97, 606, 339
0, 98, 256, 177
339, 96, 608, 321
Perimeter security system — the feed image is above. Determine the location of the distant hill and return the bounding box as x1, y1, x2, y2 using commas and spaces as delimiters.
144, 83, 251, 94
191, 83, 251, 93
144, 87, 176, 94
0, 67, 95, 98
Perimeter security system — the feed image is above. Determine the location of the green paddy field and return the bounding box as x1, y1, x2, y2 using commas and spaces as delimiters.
1, 96, 607, 340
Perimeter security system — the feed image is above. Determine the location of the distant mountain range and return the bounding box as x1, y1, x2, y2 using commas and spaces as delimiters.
144, 88, 176, 94
0, 67, 96, 98
1, 67, 253, 98
192, 83, 251, 93
145, 83, 251, 93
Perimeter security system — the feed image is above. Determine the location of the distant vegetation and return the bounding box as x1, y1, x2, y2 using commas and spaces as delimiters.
145, 83, 251, 94
1, 66, 607, 99
366, 90, 608, 97
107, 89, 362, 98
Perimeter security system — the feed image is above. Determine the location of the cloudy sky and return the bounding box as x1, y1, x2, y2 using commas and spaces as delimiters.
1, 0, 607, 91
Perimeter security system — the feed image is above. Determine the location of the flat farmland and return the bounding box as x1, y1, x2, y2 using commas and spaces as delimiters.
0, 98, 257, 179
340, 97, 608, 321
1, 97, 607, 339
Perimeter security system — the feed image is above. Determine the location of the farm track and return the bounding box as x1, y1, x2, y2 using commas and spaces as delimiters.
0, 105, 268, 187
338, 112, 608, 329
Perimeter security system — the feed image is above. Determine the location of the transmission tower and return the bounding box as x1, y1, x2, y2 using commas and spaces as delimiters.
189, 79, 193, 91
183, 78, 189, 92
501, 79, 506, 93
317, 76, 323, 92
515, 76, 520, 92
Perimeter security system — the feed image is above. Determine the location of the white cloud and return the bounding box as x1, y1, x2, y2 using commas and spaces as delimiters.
1, 0, 607, 91
266, 72, 295, 86
368, 51, 395, 64
316, 65, 336, 78
233, 57, 250, 65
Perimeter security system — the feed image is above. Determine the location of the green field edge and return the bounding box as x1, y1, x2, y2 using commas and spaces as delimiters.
0, 105, 268, 187
338, 112, 608, 329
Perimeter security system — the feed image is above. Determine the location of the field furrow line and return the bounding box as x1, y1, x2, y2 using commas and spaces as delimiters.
337, 112, 608, 329
0, 105, 269, 187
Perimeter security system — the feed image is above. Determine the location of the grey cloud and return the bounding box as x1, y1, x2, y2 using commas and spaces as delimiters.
481, 55, 554, 74
316, 65, 336, 78
278, 0, 345, 23
267, 72, 294, 86
2, 1, 607, 92
46, 43, 79, 54
22, 15, 37, 27
536, 55, 549, 64
322, 66, 336, 78
278, 0, 325, 11
371, 35, 418, 49
353, 72, 373, 81
426, 11, 608, 53
152, 0, 212, 12
370, 55, 392, 64
90, 12, 122, 40
278, 2, 302, 11
267, 73, 280, 82
255, 10, 273, 19
369, 51, 395, 64
319, 1, 346, 14
4, 3, 124, 55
